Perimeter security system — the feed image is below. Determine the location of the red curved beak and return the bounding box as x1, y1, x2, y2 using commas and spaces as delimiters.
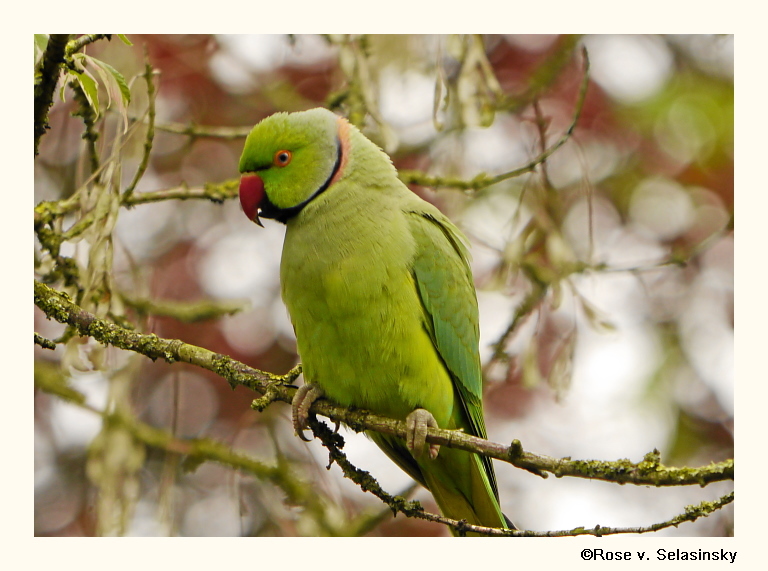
239, 173, 265, 227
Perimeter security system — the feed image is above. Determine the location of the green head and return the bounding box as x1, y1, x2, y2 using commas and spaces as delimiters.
238, 108, 341, 225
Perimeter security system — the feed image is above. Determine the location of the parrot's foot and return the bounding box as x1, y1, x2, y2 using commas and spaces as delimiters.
292, 384, 324, 441
406, 408, 440, 460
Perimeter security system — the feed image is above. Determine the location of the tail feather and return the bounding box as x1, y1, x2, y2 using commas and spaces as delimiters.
422, 447, 509, 535
370, 431, 511, 535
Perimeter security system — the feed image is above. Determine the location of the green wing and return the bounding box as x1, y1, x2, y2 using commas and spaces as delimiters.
405, 210, 499, 500
365, 207, 508, 531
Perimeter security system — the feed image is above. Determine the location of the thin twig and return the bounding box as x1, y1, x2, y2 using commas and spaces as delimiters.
34, 333, 57, 350
487, 283, 547, 365
70, 78, 101, 174
34, 179, 239, 235
496, 35, 583, 114
122, 57, 157, 200
531, 99, 555, 193
400, 46, 590, 192
64, 34, 111, 61
122, 180, 239, 206
151, 121, 252, 140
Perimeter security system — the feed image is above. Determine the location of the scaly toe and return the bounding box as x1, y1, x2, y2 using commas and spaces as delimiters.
291, 384, 324, 441
405, 408, 440, 459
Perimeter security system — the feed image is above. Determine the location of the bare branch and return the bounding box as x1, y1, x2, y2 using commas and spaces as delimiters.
399, 46, 590, 191
122, 56, 157, 201
152, 121, 252, 140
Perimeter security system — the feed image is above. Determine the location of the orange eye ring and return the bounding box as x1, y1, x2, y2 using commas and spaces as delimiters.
273, 150, 292, 167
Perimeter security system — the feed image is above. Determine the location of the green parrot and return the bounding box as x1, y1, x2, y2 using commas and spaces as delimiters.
238, 107, 511, 534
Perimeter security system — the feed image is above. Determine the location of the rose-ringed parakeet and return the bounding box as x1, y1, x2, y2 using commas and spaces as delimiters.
238, 108, 510, 534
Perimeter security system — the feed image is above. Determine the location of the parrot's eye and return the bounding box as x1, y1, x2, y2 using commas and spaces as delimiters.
273, 150, 292, 167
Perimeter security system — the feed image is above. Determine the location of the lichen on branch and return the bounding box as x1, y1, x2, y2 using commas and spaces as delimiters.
34, 279, 733, 490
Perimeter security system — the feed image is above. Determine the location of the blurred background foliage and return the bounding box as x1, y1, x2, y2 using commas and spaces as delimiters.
34, 34, 733, 536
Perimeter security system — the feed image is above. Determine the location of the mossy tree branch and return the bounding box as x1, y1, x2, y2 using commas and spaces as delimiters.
34, 45, 588, 229
34, 34, 70, 156
35, 352, 734, 537
70, 79, 101, 174
34, 34, 733, 537
33, 360, 341, 535
289, 418, 733, 537
123, 180, 240, 206
36, 82, 588, 226
35, 279, 733, 490
34, 34, 114, 158
63, 34, 112, 62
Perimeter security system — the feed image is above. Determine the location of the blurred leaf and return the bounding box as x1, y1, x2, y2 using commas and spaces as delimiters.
577, 294, 617, 333
83, 54, 132, 132
548, 330, 576, 400
117, 34, 133, 46
85, 55, 132, 107
68, 53, 132, 125
432, 47, 448, 132
34, 34, 49, 65
521, 338, 543, 389
34, 360, 86, 405
122, 295, 250, 322
550, 279, 563, 310
69, 69, 100, 118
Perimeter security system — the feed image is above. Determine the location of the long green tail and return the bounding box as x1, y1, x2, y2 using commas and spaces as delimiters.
369, 432, 510, 535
